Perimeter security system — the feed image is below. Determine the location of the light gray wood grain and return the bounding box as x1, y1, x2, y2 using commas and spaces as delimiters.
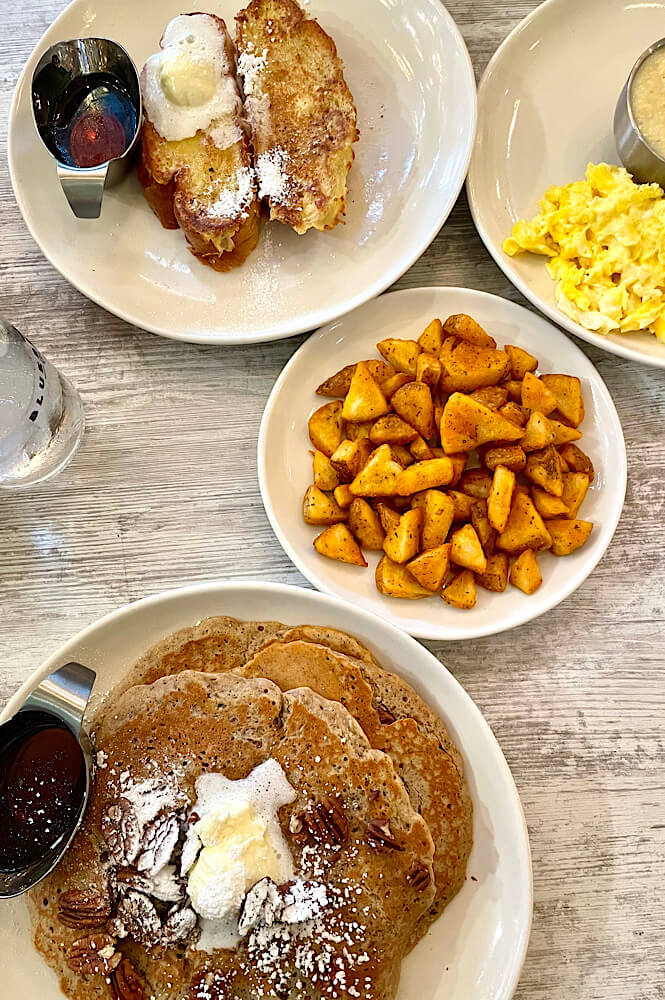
0, 2, 664, 997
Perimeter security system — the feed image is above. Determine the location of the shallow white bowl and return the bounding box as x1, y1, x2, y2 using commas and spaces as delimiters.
0, 580, 531, 1000
467, 0, 665, 368
258, 287, 627, 641
8, 0, 476, 344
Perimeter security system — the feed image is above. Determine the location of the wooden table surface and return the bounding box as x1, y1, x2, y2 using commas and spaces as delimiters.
1, 1, 663, 997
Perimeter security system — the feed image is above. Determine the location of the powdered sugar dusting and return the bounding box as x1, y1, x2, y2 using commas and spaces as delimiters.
208, 118, 243, 151
194, 166, 255, 220
257, 147, 292, 202
237, 45, 268, 96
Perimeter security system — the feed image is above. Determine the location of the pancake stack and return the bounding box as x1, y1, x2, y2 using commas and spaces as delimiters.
30, 619, 473, 1000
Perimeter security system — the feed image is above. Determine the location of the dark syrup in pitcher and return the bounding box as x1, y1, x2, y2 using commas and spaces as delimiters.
0, 710, 86, 872
46, 72, 138, 168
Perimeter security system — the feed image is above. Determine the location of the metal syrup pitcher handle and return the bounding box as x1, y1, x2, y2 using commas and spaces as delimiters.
56, 163, 109, 219
22, 662, 96, 736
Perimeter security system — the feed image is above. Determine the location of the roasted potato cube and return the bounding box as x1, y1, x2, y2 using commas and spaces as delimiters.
469, 386, 509, 409
503, 380, 523, 403
413, 490, 455, 550
496, 492, 552, 554
392, 382, 435, 440
314, 524, 367, 566
540, 374, 585, 427
440, 340, 510, 393
381, 372, 414, 399
377, 338, 422, 376
442, 314, 496, 347
409, 435, 436, 461
346, 420, 374, 442
330, 438, 373, 482
557, 450, 570, 473
525, 445, 563, 497
521, 411, 556, 452
316, 360, 392, 398
521, 371, 558, 415
418, 318, 444, 353
505, 344, 538, 379
349, 444, 402, 497
549, 418, 582, 446
440, 393, 523, 453
416, 352, 442, 388
459, 468, 493, 499
481, 444, 527, 473
348, 499, 385, 550
487, 465, 516, 533
498, 401, 528, 427
303, 485, 348, 525
450, 523, 487, 575
476, 552, 510, 592
391, 444, 415, 467
561, 472, 590, 517
530, 486, 570, 519
449, 490, 474, 522
308, 400, 344, 457
558, 443, 595, 481
369, 414, 418, 446
442, 569, 477, 609
545, 519, 593, 555
448, 452, 468, 486
470, 499, 497, 555
375, 554, 431, 599
396, 458, 454, 495
342, 361, 390, 423
313, 450, 340, 491
509, 549, 542, 594
376, 502, 401, 535
407, 543, 451, 592
333, 484, 355, 509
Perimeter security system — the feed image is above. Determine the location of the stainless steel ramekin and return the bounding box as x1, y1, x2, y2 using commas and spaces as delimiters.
615, 37, 665, 187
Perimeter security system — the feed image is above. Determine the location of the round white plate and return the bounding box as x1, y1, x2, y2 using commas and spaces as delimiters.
0, 581, 531, 1000
258, 287, 627, 641
8, 0, 476, 345
467, 0, 665, 368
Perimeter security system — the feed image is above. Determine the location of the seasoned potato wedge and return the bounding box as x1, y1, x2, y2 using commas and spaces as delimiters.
482, 444, 527, 473
392, 382, 435, 440
558, 443, 595, 481
407, 543, 451, 592
345, 420, 374, 442
509, 549, 542, 594
505, 344, 538, 379
530, 486, 570, 519
521, 371, 558, 415
391, 444, 415, 467
381, 372, 414, 399
416, 352, 442, 388
441, 393, 524, 453
330, 438, 373, 483
409, 435, 436, 461
476, 552, 510, 592
521, 411, 556, 452
496, 492, 552, 554
316, 360, 392, 398
376, 502, 401, 535
442, 569, 477, 609
314, 524, 367, 566
418, 318, 443, 353
376, 554, 431, 598
469, 386, 509, 409
369, 414, 418, 446
396, 458, 454, 495
342, 361, 390, 423
303, 485, 348, 526
541, 374, 585, 426
448, 490, 474, 522
525, 445, 564, 497
383, 508, 422, 563
448, 451, 468, 486
443, 313, 496, 348
348, 498, 385, 550
313, 450, 339, 491
545, 519, 593, 555
349, 444, 402, 497
549, 418, 582, 446
459, 468, 493, 499
308, 400, 344, 457
561, 472, 590, 518
470, 499, 497, 556
413, 489, 455, 550
376, 338, 421, 375
440, 340, 510, 393
450, 523, 487, 575
487, 465, 516, 533
498, 401, 528, 428
333, 484, 355, 509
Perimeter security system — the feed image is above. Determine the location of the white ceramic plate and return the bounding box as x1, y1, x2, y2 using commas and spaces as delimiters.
0, 581, 531, 1000
467, 0, 665, 368
8, 0, 476, 345
258, 287, 627, 641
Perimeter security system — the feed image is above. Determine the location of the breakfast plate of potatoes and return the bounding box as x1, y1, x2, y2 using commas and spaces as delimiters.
258, 287, 626, 640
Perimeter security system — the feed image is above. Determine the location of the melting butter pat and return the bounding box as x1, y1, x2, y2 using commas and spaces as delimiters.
159, 49, 217, 107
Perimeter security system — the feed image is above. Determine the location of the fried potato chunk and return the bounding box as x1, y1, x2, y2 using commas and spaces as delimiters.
530, 486, 570, 519
558, 443, 595, 481
333, 484, 354, 509
369, 414, 418, 446
545, 519, 593, 555
412, 489, 455, 550
509, 549, 542, 594
521, 411, 556, 452
440, 340, 510, 393
341, 361, 390, 423
316, 360, 392, 398
407, 543, 451, 592
450, 523, 487, 575
440, 393, 524, 453
392, 382, 435, 440
561, 472, 590, 518
482, 444, 527, 473
416, 352, 442, 388
442, 569, 477, 609
313, 450, 339, 491
348, 498, 385, 550
303, 485, 348, 525
377, 338, 421, 375
418, 318, 443, 353
521, 371, 558, 415
525, 445, 564, 497
330, 438, 373, 482
308, 400, 343, 456
349, 444, 402, 497
443, 313, 496, 347
476, 552, 509, 592
505, 344, 538, 379
383, 508, 422, 564
396, 457, 454, 495
459, 468, 493, 499
375, 554, 431, 598
487, 465, 516, 533
540, 374, 585, 427
496, 492, 552, 554
314, 524, 367, 566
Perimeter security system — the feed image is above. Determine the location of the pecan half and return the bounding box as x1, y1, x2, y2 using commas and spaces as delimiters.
102, 800, 140, 867
58, 888, 112, 929
110, 958, 145, 1000
406, 863, 431, 891
160, 903, 198, 946
66, 933, 121, 977
116, 891, 162, 947
376, 702, 396, 725
135, 811, 180, 876
299, 795, 350, 848
366, 819, 404, 852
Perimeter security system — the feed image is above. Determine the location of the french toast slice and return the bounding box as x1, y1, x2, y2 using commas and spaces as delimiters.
236, 0, 359, 235
138, 14, 260, 271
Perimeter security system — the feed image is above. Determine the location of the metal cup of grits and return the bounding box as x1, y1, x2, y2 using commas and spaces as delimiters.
614, 37, 665, 188
31, 37, 142, 219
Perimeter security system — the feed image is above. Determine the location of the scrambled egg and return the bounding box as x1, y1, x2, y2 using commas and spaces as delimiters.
504, 163, 665, 340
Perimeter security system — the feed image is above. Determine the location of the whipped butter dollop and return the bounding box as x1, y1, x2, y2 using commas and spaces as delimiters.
140, 14, 242, 145
182, 759, 296, 952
